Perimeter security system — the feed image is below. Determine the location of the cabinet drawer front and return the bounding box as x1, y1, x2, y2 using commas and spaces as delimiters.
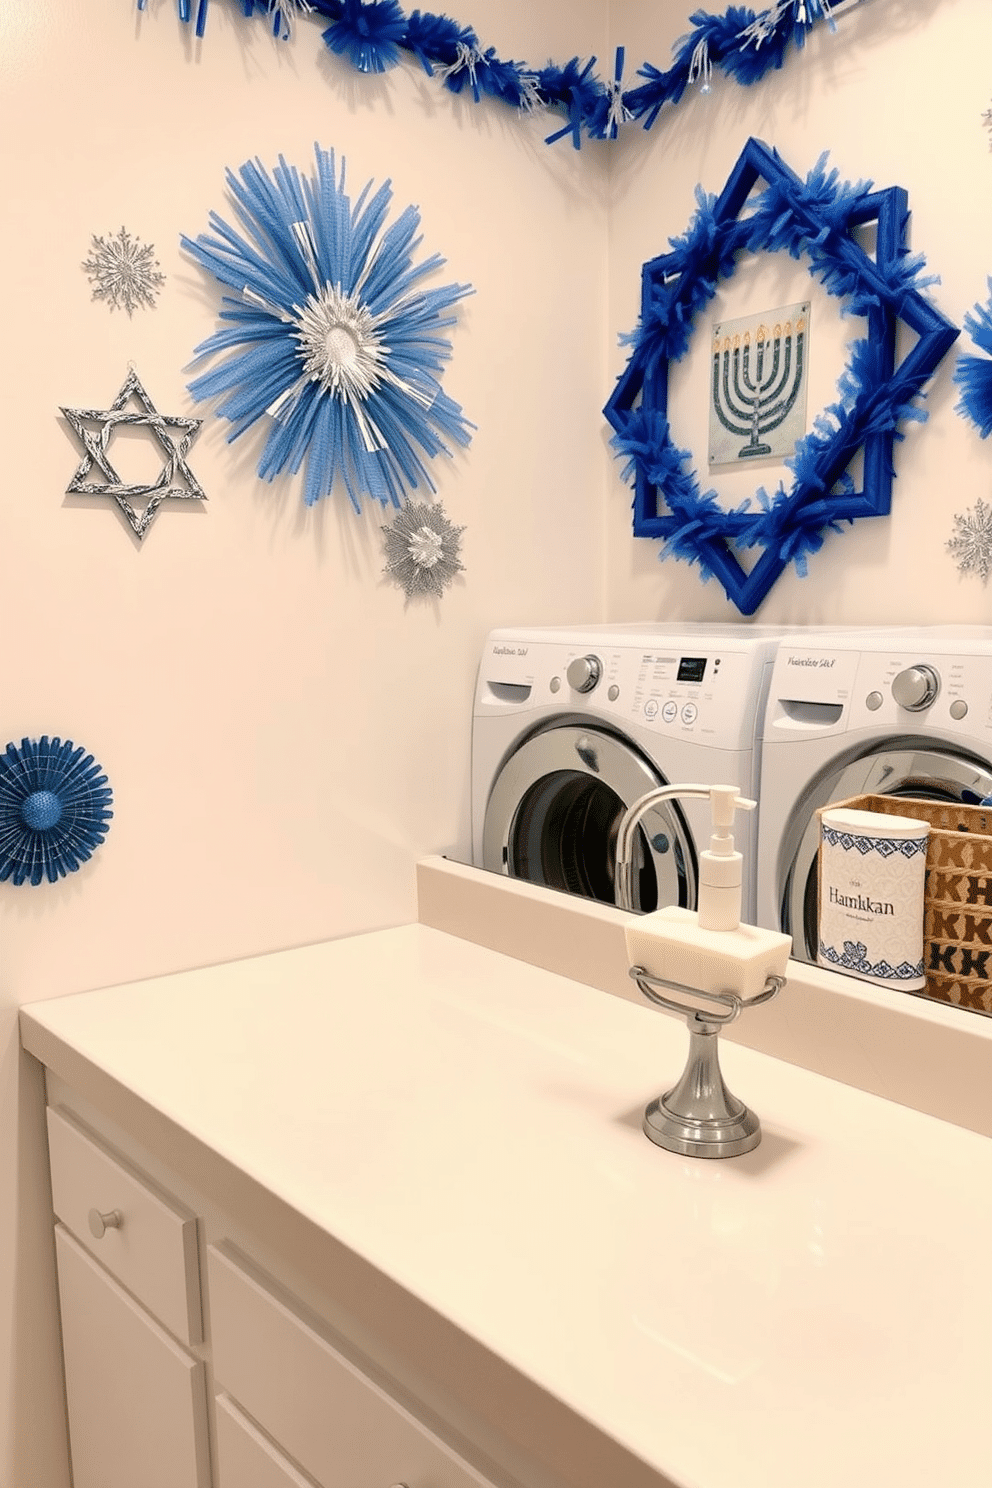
47, 1105, 202, 1344
55, 1225, 211, 1488
208, 1244, 496, 1488
216, 1394, 321, 1488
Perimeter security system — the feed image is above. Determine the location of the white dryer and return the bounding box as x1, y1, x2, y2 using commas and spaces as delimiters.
471, 624, 784, 918
756, 628, 992, 963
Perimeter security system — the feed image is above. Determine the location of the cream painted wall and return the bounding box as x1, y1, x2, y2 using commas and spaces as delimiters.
8, 3, 987, 1481
606, 0, 992, 627
0, 4, 609, 1480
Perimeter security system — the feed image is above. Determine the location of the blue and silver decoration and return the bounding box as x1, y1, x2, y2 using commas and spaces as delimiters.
954, 281, 992, 441
382, 499, 465, 600
137, 0, 862, 149
0, 737, 114, 887
182, 147, 474, 513
604, 137, 958, 616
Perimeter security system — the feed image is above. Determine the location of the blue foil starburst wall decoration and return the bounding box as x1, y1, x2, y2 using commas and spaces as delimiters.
0, 737, 114, 887
182, 146, 474, 511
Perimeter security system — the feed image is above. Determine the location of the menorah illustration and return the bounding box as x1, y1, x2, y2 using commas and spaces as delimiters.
710, 312, 807, 460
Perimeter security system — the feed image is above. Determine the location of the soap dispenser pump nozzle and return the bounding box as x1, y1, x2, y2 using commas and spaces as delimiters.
696, 786, 756, 933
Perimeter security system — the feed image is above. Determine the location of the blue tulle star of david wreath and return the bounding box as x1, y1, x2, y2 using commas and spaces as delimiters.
0, 737, 114, 887
182, 146, 474, 511
604, 137, 959, 615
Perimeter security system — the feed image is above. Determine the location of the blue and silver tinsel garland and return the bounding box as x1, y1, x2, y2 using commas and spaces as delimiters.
137, 0, 858, 148
0, 737, 114, 887
182, 146, 473, 511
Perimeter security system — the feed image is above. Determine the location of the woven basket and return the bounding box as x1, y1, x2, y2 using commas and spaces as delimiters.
820, 795, 992, 1017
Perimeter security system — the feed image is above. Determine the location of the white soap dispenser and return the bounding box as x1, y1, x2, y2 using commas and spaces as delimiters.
622, 784, 793, 1159
624, 784, 792, 1004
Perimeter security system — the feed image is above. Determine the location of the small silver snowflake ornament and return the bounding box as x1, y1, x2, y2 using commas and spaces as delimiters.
947, 497, 992, 583
382, 501, 465, 601
82, 226, 165, 316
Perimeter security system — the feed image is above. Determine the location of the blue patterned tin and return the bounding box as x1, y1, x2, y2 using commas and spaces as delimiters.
818, 807, 930, 990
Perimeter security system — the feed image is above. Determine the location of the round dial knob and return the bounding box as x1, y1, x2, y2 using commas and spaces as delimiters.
566, 654, 602, 693
891, 664, 940, 711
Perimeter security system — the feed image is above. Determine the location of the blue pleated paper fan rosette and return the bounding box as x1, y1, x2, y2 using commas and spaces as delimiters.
0, 737, 114, 886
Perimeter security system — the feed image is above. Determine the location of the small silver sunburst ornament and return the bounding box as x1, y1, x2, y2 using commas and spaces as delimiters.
947, 497, 992, 583
82, 227, 165, 316
382, 501, 465, 601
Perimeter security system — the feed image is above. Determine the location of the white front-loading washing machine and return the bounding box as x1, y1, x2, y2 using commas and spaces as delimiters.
471, 624, 784, 918
756, 627, 992, 963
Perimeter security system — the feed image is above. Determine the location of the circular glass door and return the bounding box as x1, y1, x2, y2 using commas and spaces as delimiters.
780, 741, 992, 963
482, 723, 697, 913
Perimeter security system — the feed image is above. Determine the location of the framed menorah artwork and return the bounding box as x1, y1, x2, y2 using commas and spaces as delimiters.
604, 137, 959, 616
708, 303, 810, 469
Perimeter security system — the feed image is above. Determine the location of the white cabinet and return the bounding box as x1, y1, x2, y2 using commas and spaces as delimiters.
47, 1108, 210, 1488
46, 1105, 213, 1488
215, 1395, 321, 1488
43, 1098, 507, 1488
47, 1105, 203, 1344
208, 1242, 499, 1488
55, 1226, 211, 1488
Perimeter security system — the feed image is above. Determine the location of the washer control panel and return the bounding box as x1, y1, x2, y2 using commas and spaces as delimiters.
765, 637, 992, 741
855, 652, 992, 734
478, 635, 777, 752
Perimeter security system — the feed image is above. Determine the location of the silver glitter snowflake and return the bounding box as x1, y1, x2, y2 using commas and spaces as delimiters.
82, 227, 165, 316
947, 497, 992, 582
382, 501, 465, 601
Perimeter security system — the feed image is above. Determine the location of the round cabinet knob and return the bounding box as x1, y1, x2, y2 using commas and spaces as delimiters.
88, 1207, 123, 1240
891, 664, 940, 711
566, 655, 602, 693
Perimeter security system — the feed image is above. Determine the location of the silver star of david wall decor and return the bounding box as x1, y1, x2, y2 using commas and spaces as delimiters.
60, 369, 205, 540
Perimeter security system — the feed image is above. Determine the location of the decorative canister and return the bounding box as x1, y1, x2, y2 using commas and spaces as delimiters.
817, 807, 930, 990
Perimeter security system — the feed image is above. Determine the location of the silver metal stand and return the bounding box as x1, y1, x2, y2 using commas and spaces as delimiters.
628, 966, 785, 1159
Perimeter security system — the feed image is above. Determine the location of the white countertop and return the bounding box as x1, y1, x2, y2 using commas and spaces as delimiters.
20, 922, 992, 1488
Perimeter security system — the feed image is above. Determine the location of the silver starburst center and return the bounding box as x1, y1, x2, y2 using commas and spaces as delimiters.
294, 286, 385, 401
407, 526, 444, 568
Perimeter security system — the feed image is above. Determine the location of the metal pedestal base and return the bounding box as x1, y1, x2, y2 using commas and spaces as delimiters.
630, 967, 785, 1160
643, 1026, 761, 1158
